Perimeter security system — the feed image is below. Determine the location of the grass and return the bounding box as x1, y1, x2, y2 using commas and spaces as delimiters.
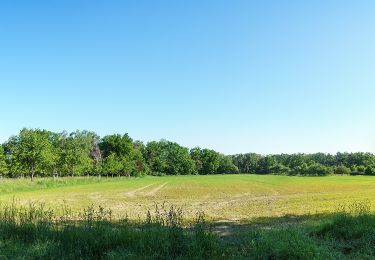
1, 174, 375, 220
1, 175, 375, 258
0, 202, 219, 259
0, 200, 375, 259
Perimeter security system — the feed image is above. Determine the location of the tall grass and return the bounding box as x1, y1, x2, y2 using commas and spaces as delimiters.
0, 201, 221, 259
0, 201, 374, 259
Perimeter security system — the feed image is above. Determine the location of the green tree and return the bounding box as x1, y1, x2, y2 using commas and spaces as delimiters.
286, 154, 307, 170
357, 165, 366, 174
0, 145, 8, 175
190, 148, 220, 175
144, 141, 169, 174
232, 153, 262, 173
145, 140, 196, 175
100, 134, 149, 176
257, 156, 277, 174
335, 165, 351, 175
58, 131, 95, 176
365, 166, 375, 176
306, 163, 333, 176
102, 153, 123, 177
8, 128, 54, 181
190, 147, 204, 173
217, 155, 239, 174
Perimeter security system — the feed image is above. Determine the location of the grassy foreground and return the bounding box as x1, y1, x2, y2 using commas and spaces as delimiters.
0, 201, 375, 259
1, 175, 375, 258
1, 174, 375, 220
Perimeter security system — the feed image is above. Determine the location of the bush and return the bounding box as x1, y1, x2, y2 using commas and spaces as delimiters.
335, 165, 351, 175
303, 163, 333, 176
365, 166, 375, 176
290, 163, 308, 176
274, 164, 291, 175
151, 171, 167, 176
357, 165, 366, 174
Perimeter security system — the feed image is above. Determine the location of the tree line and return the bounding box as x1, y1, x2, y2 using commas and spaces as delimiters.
0, 128, 374, 180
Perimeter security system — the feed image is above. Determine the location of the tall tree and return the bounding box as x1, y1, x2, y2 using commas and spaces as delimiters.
145, 140, 196, 175
102, 153, 123, 177
257, 156, 277, 174
100, 134, 148, 176
58, 131, 95, 176
190, 148, 220, 175
217, 155, 239, 174
7, 128, 54, 181
0, 145, 8, 175
232, 153, 262, 173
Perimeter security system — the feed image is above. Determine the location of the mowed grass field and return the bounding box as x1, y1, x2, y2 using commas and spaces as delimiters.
1, 174, 375, 220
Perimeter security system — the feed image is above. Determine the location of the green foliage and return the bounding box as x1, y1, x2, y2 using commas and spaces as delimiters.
356, 165, 367, 175
100, 134, 149, 176
257, 156, 278, 174
304, 163, 333, 176
240, 229, 328, 259
190, 148, 238, 174
0, 145, 8, 175
335, 165, 351, 175
232, 153, 261, 173
1, 128, 375, 177
145, 140, 196, 175
365, 166, 375, 175
316, 201, 375, 258
217, 155, 239, 174
100, 134, 134, 159
190, 148, 220, 174
102, 153, 123, 176
273, 163, 291, 175
232, 152, 375, 176
57, 131, 95, 176
6, 128, 55, 180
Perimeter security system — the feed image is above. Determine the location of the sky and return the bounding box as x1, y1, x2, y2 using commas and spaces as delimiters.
0, 1, 374, 155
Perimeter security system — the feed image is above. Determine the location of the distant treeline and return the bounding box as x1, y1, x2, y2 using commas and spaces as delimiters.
0, 128, 374, 180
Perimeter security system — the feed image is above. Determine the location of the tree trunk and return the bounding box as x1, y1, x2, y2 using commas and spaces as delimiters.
31, 166, 35, 181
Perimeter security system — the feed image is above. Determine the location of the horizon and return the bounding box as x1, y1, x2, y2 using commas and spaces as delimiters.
1, 1, 374, 154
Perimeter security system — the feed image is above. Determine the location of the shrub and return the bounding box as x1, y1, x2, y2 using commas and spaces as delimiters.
335, 165, 351, 175
274, 164, 291, 175
357, 165, 366, 174
151, 171, 167, 176
365, 166, 375, 176
305, 163, 333, 176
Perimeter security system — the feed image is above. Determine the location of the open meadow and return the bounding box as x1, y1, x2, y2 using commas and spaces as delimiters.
1, 174, 375, 220
2, 174, 375, 259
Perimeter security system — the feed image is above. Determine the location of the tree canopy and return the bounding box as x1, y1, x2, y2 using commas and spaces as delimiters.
1, 128, 375, 179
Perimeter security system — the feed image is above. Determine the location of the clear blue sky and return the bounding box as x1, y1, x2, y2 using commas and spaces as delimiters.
1, 1, 374, 154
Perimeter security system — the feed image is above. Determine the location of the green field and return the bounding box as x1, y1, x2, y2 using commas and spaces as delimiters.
1, 174, 375, 220
2, 175, 375, 259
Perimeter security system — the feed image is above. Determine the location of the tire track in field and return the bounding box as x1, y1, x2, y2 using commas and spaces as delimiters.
142, 182, 168, 196
123, 183, 156, 197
